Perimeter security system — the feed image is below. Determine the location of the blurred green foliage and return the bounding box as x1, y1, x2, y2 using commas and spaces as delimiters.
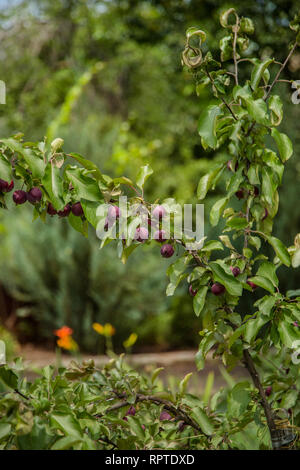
0, 0, 299, 350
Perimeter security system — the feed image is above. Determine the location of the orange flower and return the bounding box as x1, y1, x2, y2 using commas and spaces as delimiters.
57, 335, 78, 351
54, 326, 73, 338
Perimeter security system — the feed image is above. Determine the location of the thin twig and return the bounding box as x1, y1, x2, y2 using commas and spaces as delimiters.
264, 42, 297, 101
14, 389, 30, 400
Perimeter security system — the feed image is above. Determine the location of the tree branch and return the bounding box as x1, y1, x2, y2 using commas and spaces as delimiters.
99, 392, 208, 436
243, 350, 276, 444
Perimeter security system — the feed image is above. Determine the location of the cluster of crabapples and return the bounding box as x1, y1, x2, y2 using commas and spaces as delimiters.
188, 265, 257, 299
105, 203, 175, 258
0, 177, 84, 218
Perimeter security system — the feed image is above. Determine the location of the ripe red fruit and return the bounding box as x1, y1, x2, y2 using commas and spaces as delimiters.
27, 187, 42, 204
71, 202, 84, 217
154, 229, 167, 243
134, 227, 149, 242
13, 190, 27, 205
189, 285, 198, 297
0, 179, 14, 193
160, 244, 174, 258
235, 189, 244, 200
47, 203, 57, 216
262, 208, 268, 220
265, 386, 272, 397
58, 204, 71, 217
253, 186, 259, 197
107, 205, 121, 220
230, 266, 240, 277
153, 205, 166, 220
160, 411, 172, 421
126, 406, 136, 416
293, 321, 299, 327
211, 283, 225, 296
247, 280, 258, 290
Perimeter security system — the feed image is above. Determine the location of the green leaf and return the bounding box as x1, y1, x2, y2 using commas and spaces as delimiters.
220, 36, 233, 62
197, 164, 224, 200
250, 58, 273, 92
193, 286, 208, 317
179, 373, 193, 394
247, 163, 260, 185
244, 314, 270, 344
255, 295, 276, 315
240, 17, 254, 34
68, 212, 88, 237
247, 276, 275, 293
269, 95, 283, 126
265, 235, 291, 267
17, 420, 55, 450
263, 149, 284, 183
256, 261, 278, 287
201, 240, 224, 252
278, 321, 300, 348
0, 423, 11, 442
151, 367, 164, 383
42, 162, 64, 210
245, 98, 270, 126
261, 166, 276, 205
219, 235, 235, 250
1, 138, 46, 178
210, 261, 243, 296
0, 154, 12, 181
51, 436, 81, 450
271, 128, 293, 162
226, 217, 248, 230
126, 416, 145, 440
50, 413, 82, 438
0, 366, 18, 389
136, 164, 153, 190
227, 382, 251, 418
66, 167, 103, 202
68, 152, 105, 182
190, 408, 214, 436
210, 197, 228, 226
249, 236, 261, 251
280, 389, 298, 409
220, 8, 238, 29
81, 199, 100, 228
226, 167, 244, 197
198, 105, 223, 149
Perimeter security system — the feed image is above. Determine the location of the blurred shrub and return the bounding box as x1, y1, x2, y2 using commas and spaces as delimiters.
0, 325, 19, 360
0, 207, 200, 351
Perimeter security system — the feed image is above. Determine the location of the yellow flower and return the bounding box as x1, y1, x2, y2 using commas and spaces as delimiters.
123, 333, 138, 349
93, 322, 116, 337
93, 322, 104, 335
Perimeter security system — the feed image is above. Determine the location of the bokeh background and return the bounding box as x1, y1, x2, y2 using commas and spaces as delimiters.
0, 0, 299, 354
